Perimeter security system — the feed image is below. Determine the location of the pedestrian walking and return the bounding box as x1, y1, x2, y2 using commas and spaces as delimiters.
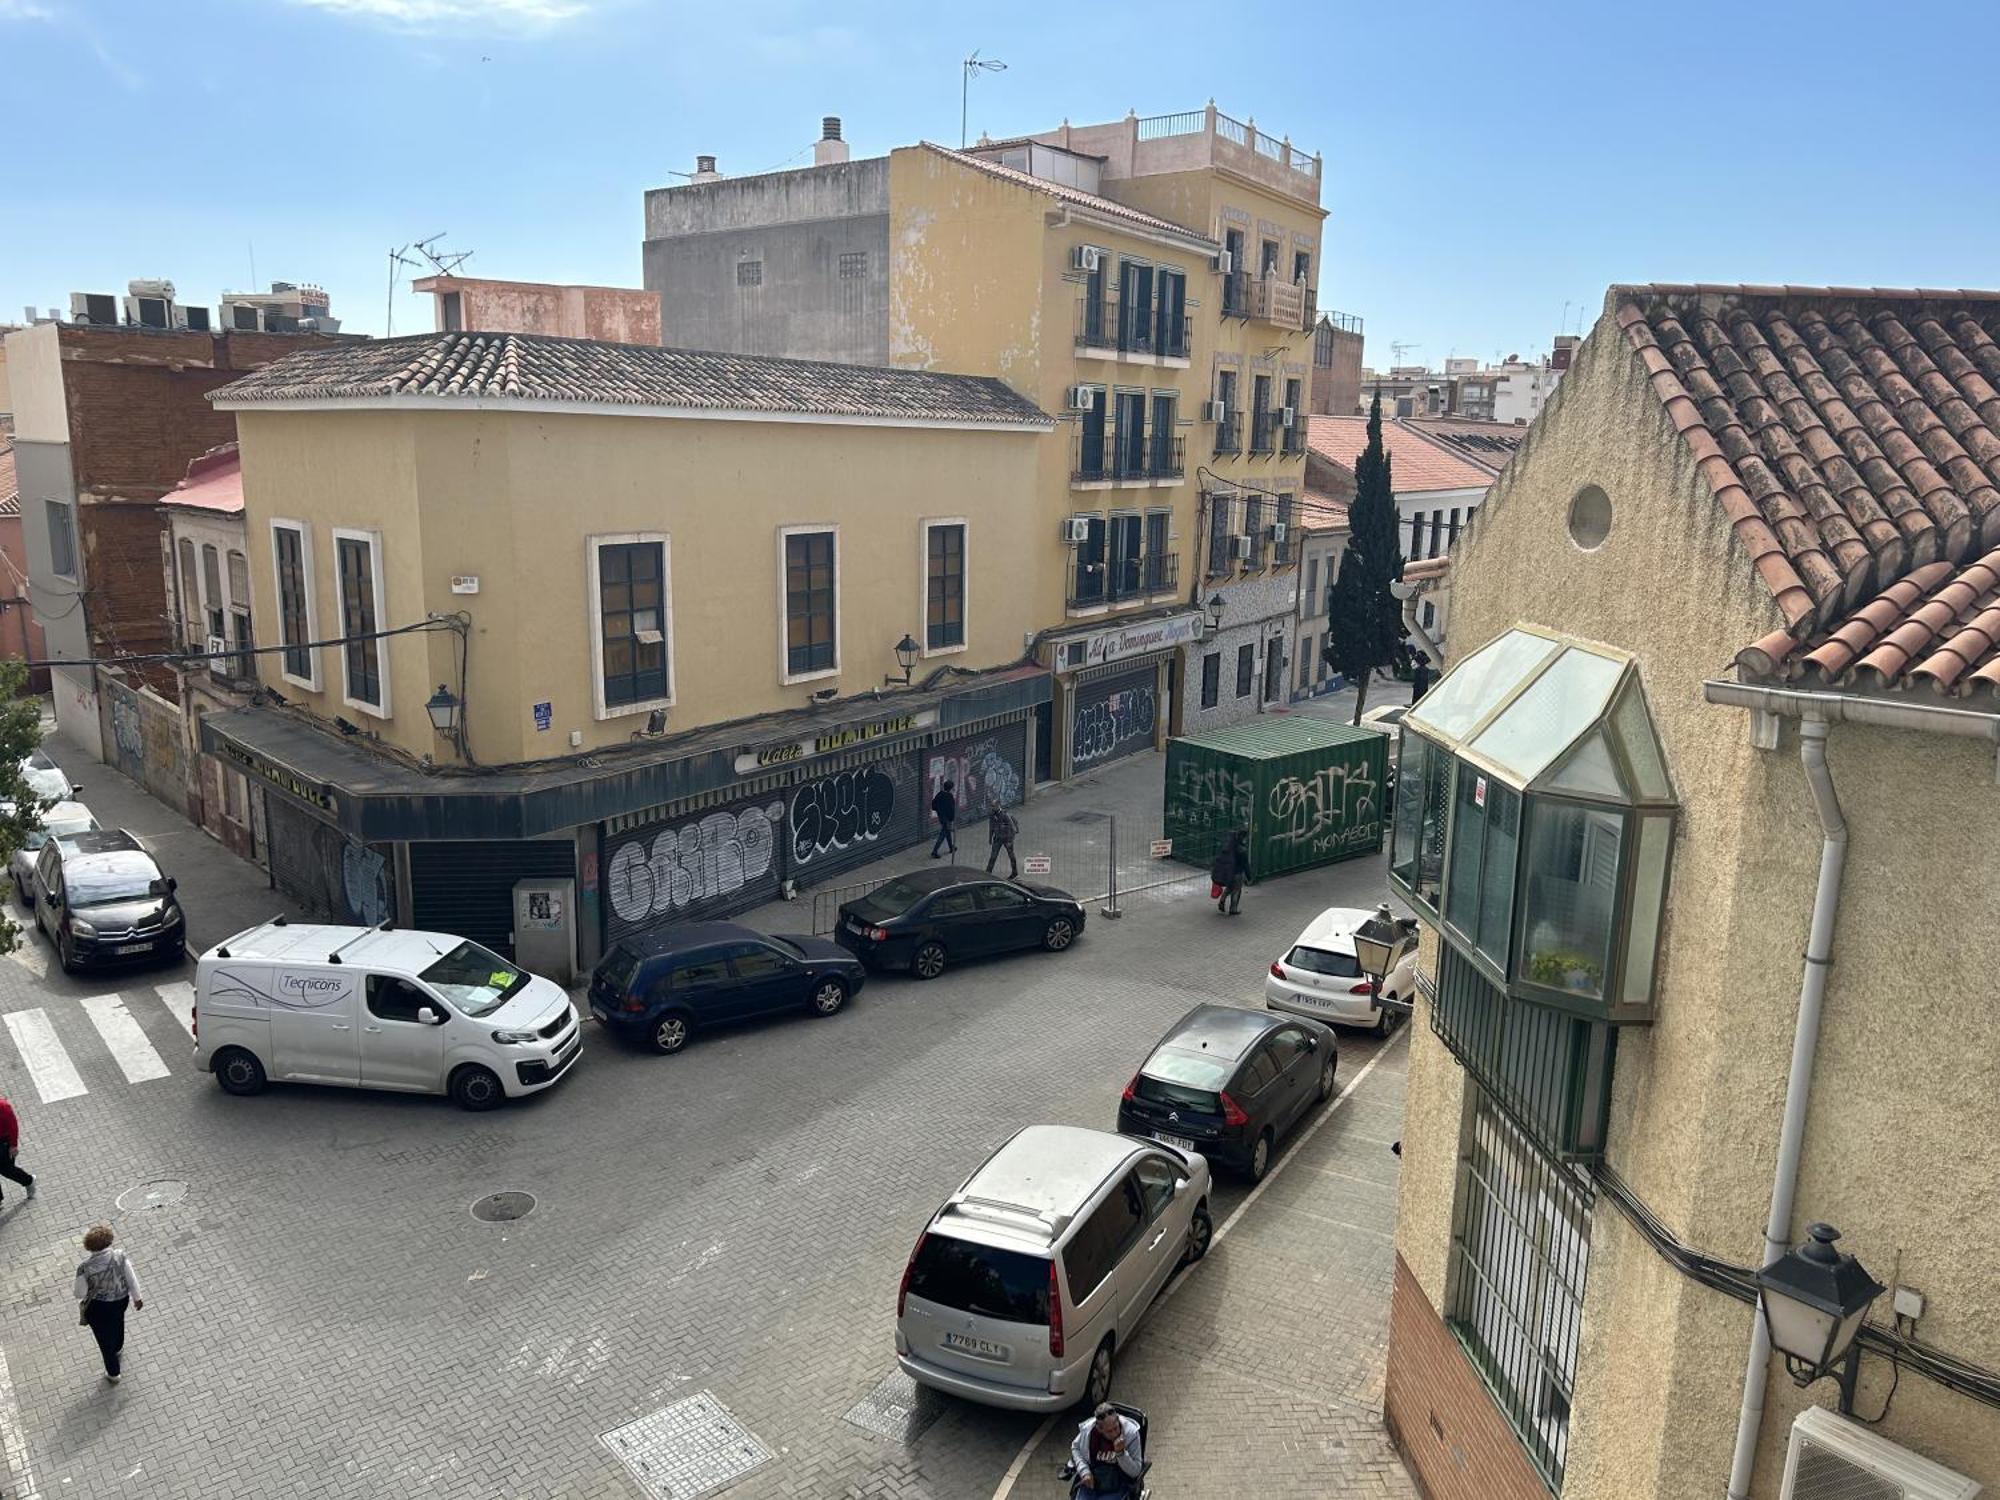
1409, 653, 1433, 702
984, 803, 1020, 879
0, 1094, 34, 1204
930, 780, 958, 858
74, 1225, 143, 1383
1209, 829, 1251, 916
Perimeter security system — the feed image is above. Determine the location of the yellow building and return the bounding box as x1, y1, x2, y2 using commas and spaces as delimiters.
1382, 284, 2000, 1500
203, 334, 1051, 969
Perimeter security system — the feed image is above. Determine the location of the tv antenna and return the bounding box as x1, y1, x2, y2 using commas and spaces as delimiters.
1390, 340, 1421, 364
962, 49, 1007, 148
414, 234, 473, 276
385, 243, 423, 337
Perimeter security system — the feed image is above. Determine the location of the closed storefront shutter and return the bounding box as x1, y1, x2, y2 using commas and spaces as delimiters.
602, 790, 786, 945
1070, 664, 1160, 772
410, 840, 575, 958
922, 720, 1027, 824
784, 748, 924, 886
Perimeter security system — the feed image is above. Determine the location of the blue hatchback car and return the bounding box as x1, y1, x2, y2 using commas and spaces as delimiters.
586, 921, 866, 1055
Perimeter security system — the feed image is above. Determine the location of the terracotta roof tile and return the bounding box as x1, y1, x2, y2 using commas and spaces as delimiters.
0, 442, 15, 518
208, 332, 1053, 428
1305, 415, 1495, 494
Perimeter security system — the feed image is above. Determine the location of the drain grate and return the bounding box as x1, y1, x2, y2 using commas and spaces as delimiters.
842, 1370, 945, 1445
601, 1391, 771, 1499
470, 1190, 537, 1223
115, 1179, 188, 1212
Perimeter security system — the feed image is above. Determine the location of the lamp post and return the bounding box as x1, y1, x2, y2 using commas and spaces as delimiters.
425, 683, 463, 755
1350, 901, 1415, 1016
1756, 1222, 1885, 1414
1199, 592, 1226, 641
887, 633, 919, 687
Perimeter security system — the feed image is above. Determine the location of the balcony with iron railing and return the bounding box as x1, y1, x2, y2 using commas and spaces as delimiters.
1212, 411, 1242, 455
1250, 411, 1279, 455
1073, 432, 1186, 485
1282, 419, 1307, 455
1069, 549, 1180, 609
1124, 103, 1321, 206
1076, 296, 1192, 361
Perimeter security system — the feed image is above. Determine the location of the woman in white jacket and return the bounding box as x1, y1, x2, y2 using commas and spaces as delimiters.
74, 1225, 144, 1383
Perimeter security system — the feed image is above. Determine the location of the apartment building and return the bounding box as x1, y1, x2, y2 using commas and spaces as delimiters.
202, 334, 1051, 967
413, 274, 662, 345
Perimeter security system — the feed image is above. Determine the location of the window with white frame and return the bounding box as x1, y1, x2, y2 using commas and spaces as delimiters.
201, 544, 226, 642
925, 521, 965, 652
176, 538, 201, 648
590, 534, 671, 715
782, 527, 838, 679
45, 500, 77, 579
333, 528, 388, 713
271, 521, 317, 687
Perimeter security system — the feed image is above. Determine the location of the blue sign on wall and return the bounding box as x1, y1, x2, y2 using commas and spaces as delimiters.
533, 701, 553, 732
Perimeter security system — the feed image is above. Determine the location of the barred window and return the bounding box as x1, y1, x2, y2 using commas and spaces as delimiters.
839, 251, 867, 280
785, 529, 836, 675
737, 260, 763, 287
926, 523, 964, 649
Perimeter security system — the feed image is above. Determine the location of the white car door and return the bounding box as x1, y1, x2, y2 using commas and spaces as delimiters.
1115, 1163, 1181, 1331
269, 969, 362, 1084
360, 975, 448, 1091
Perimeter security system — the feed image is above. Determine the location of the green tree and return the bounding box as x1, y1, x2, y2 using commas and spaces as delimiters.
0, 661, 49, 955
1324, 391, 1408, 724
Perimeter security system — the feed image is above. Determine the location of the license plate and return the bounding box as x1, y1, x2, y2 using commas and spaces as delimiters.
1154, 1132, 1196, 1152
590, 1002, 610, 1022
942, 1331, 1010, 1361
846, 918, 869, 935
115, 942, 151, 955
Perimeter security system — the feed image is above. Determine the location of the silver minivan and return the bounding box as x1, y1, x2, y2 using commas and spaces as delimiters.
896, 1125, 1212, 1411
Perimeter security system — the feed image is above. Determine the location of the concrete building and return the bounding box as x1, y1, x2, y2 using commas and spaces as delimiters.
413, 275, 661, 345
219, 281, 341, 335
1310, 309, 1366, 415
202, 332, 1052, 967
0, 438, 51, 692
1384, 284, 2000, 1500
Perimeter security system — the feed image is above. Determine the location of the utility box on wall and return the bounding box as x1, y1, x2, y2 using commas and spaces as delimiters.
1163, 717, 1389, 879
512, 878, 576, 985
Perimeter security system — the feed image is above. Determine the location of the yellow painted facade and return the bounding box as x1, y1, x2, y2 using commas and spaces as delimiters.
230, 405, 1045, 767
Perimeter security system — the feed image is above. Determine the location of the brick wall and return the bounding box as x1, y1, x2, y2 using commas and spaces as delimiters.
1385, 1253, 1552, 1500
79, 503, 174, 665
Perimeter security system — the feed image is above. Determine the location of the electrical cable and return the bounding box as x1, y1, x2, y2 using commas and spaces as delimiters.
22, 614, 464, 673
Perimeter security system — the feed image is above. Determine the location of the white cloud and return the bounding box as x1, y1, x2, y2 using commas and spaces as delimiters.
0, 0, 54, 21
281, 0, 588, 28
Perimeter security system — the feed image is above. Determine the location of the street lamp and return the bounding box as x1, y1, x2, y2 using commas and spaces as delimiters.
1350, 902, 1402, 982
1200, 593, 1226, 640
887, 633, 919, 686
1757, 1222, 1884, 1412
425, 684, 462, 747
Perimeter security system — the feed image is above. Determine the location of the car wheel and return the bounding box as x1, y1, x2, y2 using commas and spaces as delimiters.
1316, 1057, 1337, 1102
1081, 1337, 1115, 1410
1182, 1199, 1213, 1265
1373, 1000, 1397, 1038
449, 1064, 505, 1111
808, 978, 848, 1017
649, 1010, 694, 1055
1042, 916, 1077, 952
56, 931, 77, 975
213, 1047, 266, 1096
1247, 1129, 1274, 1183
910, 941, 947, 981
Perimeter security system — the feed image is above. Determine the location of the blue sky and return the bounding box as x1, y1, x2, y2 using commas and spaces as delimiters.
2, 0, 1996, 364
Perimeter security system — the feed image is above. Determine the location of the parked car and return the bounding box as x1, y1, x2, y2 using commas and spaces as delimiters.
10, 800, 98, 908
1265, 905, 1416, 1036
587, 921, 865, 1055
835, 868, 1085, 979
897, 1124, 1211, 1412
34, 829, 184, 973
194, 919, 580, 1109
19, 751, 77, 805
1115, 1004, 1338, 1183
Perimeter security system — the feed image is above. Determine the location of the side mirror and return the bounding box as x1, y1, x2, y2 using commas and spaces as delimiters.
1174, 1176, 1189, 1196
1304, 1034, 1320, 1052
166, 877, 178, 894
416, 1006, 441, 1026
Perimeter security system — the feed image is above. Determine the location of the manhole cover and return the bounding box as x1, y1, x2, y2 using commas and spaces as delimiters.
842, 1370, 945, 1445
601, 1390, 771, 1499
115, 1179, 188, 1212
470, 1191, 537, 1223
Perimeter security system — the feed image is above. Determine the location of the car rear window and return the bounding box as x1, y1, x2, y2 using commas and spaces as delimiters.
906, 1234, 1050, 1325
1286, 944, 1361, 978
1136, 1046, 1232, 1112
598, 944, 643, 993
860, 876, 931, 917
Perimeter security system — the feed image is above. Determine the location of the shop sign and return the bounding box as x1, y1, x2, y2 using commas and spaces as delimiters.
533, 701, 553, 732
734, 708, 938, 775
1075, 612, 1203, 670
215, 739, 338, 816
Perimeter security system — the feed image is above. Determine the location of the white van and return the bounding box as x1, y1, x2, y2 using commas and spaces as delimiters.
193, 919, 581, 1110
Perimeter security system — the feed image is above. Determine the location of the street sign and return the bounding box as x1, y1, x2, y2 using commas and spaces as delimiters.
533, 701, 554, 732
1022, 855, 1053, 875
1149, 838, 1173, 858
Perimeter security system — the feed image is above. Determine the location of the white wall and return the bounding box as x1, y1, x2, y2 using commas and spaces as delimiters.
2, 324, 66, 444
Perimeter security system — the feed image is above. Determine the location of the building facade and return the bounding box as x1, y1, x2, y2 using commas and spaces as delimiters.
1385, 284, 2000, 1500
1311, 310, 1366, 415
0, 439, 51, 692
204, 333, 1052, 969
413, 275, 662, 345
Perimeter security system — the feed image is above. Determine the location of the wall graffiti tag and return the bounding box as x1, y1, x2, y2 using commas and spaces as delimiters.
1266, 763, 1382, 857
605, 800, 783, 939
1175, 764, 1254, 836
342, 843, 392, 927
925, 723, 1027, 824
790, 765, 899, 868
1070, 670, 1157, 771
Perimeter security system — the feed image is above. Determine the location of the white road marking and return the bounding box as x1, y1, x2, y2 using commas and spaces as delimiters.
156, 980, 197, 1037
3, 939, 50, 980
82, 995, 171, 1083
1, 1009, 85, 1102
987, 1027, 1411, 1500
0, 1340, 40, 1500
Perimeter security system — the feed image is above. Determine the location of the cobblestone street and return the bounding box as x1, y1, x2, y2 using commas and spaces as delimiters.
0, 731, 1414, 1499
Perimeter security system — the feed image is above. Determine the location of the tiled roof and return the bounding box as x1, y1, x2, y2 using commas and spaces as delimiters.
1300, 490, 1349, 531
917, 143, 1218, 251
0, 442, 16, 518
1398, 416, 1525, 475
1306, 415, 1496, 494
209, 332, 1053, 428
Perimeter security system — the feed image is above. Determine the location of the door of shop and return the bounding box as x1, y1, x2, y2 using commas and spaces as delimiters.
1069, 662, 1162, 774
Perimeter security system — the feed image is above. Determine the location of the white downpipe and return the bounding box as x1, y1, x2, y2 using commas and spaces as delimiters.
1390, 578, 1444, 668
1724, 715, 1847, 1498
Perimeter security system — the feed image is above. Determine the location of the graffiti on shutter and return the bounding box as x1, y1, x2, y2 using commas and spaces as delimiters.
602, 793, 785, 942
1070, 667, 1157, 770
923, 721, 1027, 823
786, 754, 922, 881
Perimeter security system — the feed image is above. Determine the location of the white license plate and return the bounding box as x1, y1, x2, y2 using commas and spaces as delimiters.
846, 919, 869, 935
942, 1331, 1010, 1361
115, 943, 152, 955
1154, 1132, 1196, 1152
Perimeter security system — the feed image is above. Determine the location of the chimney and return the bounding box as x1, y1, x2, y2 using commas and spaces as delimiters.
814, 115, 850, 166
691, 154, 721, 183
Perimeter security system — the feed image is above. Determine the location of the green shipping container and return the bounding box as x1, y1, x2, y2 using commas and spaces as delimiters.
1163, 717, 1390, 880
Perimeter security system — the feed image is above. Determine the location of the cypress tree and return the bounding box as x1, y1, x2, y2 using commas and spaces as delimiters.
1323, 390, 1407, 724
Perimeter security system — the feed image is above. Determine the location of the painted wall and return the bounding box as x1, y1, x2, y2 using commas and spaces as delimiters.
233, 405, 1045, 766
1180, 569, 1298, 734
421, 278, 663, 346
0, 513, 50, 688
2, 324, 66, 445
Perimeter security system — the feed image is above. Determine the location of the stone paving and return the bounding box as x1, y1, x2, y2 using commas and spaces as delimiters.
0, 729, 1416, 1499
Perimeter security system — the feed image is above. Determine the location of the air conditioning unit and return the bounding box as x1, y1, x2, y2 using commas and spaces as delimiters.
1203, 400, 1228, 423
1270, 522, 1289, 543
70, 292, 119, 326
1780, 1406, 1980, 1500
226, 301, 265, 332
1213, 250, 1234, 275
1228, 534, 1251, 560
1071, 245, 1101, 273
124, 294, 184, 330
1066, 385, 1097, 412
184, 306, 212, 332
1280, 405, 1297, 428
1063, 516, 1093, 545
205, 635, 231, 675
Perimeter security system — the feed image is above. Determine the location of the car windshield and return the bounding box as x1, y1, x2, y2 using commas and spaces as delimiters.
906, 1234, 1050, 1326
22, 764, 70, 802
68, 852, 163, 907
860, 876, 932, 916
419, 940, 530, 1017
1286, 944, 1361, 978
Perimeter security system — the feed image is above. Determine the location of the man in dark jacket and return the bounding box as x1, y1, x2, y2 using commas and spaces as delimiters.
0, 1094, 32, 1203
930, 780, 958, 858
1210, 830, 1250, 915
985, 804, 1019, 878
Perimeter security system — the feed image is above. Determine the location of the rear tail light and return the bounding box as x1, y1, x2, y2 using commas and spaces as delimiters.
1270, 961, 1286, 979
1121, 1074, 1137, 1104
1349, 981, 1374, 995
868, 926, 890, 942
1047, 1261, 1064, 1357
1220, 1091, 1250, 1128
191, 1003, 197, 1041
898, 1231, 927, 1318
621, 996, 647, 1013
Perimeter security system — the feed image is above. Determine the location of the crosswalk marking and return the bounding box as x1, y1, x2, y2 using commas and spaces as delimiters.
1, 1009, 87, 1103
156, 980, 197, 1038
81, 995, 171, 1084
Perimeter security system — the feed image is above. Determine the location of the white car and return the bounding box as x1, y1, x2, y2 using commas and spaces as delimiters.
20, 752, 76, 805
1265, 905, 1416, 1035
11, 800, 99, 908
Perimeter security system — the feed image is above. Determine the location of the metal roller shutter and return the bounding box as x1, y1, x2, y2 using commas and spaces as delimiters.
410, 840, 576, 958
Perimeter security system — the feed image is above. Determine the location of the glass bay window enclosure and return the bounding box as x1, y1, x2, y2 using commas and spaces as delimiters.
1390, 627, 1675, 1024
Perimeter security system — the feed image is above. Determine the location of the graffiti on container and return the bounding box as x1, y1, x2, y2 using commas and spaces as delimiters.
1072, 685, 1155, 769
1267, 765, 1381, 856
342, 843, 392, 927
790, 767, 897, 868
1174, 764, 1254, 835
926, 735, 1023, 819
608, 803, 783, 924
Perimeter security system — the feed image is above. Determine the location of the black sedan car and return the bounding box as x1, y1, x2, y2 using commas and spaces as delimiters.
587, 921, 866, 1054
1116, 1004, 1337, 1182
834, 867, 1084, 980
33, 830, 185, 974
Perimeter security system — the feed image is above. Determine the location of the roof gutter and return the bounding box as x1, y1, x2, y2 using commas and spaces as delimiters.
1045, 204, 1220, 260
1703, 678, 2000, 782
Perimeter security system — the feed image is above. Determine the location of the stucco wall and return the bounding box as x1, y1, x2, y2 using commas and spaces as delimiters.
2, 324, 66, 445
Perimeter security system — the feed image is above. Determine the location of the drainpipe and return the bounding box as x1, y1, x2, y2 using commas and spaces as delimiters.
1724, 714, 1846, 1499
1389, 578, 1443, 668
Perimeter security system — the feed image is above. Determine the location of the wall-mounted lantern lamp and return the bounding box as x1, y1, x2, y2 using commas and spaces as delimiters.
425, 684, 462, 738
1198, 593, 1226, 641
888, 632, 919, 687
1757, 1222, 1885, 1414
